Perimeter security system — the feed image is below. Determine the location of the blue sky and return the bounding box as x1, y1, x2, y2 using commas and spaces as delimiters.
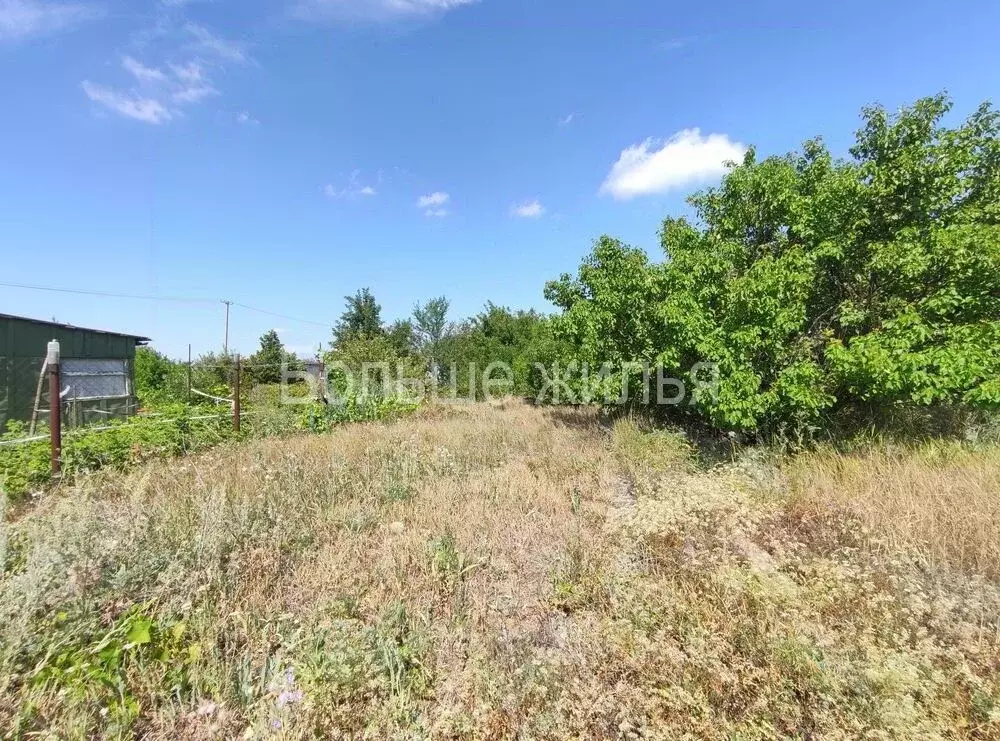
1, 0, 997, 359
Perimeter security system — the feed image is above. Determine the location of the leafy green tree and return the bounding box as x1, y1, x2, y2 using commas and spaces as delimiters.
190, 351, 246, 402
134, 347, 187, 405
387, 319, 417, 358
324, 334, 423, 398
333, 288, 384, 347
412, 297, 450, 380
248, 329, 287, 385
134, 347, 173, 396
437, 304, 566, 398
547, 94, 1000, 437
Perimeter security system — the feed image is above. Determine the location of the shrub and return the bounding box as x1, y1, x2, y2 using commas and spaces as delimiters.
0, 406, 230, 500
134, 347, 190, 408
436, 304, 568, 400
546, 94, 1000, 438
300, 394, 420, 433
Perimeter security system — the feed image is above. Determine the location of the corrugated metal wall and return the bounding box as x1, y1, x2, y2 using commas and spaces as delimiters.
0, 316, 142, 433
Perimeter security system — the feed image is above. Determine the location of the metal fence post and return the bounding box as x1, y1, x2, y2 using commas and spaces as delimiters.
187, 344, 192, 404
47, 340, 62, 476
233, 354, 241, 434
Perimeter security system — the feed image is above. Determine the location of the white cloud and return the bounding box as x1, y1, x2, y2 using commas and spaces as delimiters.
600, 129, 746, 200
285, 343, 320, 357
83, 9, 255, 125
0, 0, 97, 41
236, 110, 259, 125
84, 22, 247, 124
83, 55, 222, 123
81, 80, 172, 124
172, 82, 217, 103
417, 191, 449, 208
511, 199, 545, 218
295, 0, 477, 23
558, 113, 574, 127
122, 55, 167, 82
170, 61, 204, 82
419, 191, 449, 216
325, 171, 378, 199
185, 21, 249, 64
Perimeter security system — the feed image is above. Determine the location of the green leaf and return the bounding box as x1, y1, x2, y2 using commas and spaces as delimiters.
126, 618, 152, 646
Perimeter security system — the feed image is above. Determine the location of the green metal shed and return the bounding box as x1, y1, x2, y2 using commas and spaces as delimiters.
0, 314, 150, 433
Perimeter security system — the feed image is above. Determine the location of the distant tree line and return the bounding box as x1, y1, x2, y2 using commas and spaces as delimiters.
135, 289, 567, 405
324, 289, 566, 399
135, 330, 303, 405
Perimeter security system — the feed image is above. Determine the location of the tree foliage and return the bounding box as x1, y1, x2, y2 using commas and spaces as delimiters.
325, 289, 423, 396
247, 329, 299, 385
438, 304, 566, 398
333, 288, 384, 347
413, 297, 450, 348
134, 347, 174, 400
387, 319, 417, 358
412, 296, 451, 380
547, 94, 1000, 437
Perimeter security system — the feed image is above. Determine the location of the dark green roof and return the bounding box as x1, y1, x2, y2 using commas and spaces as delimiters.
0, 314, 150, 344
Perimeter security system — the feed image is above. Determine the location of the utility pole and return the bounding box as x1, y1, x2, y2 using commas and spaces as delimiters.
222, 300, 232, 355
187, 344, 192, 403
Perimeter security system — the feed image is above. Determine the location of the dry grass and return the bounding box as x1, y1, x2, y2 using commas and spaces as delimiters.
0, 401, 617, 738
785, 443, 1000, 578
1, 401, 999, 739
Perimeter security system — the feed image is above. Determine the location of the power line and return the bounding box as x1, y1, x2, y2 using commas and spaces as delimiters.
1, 280, 334, 331
231, 301, 333, 329
0, 280, 216, 305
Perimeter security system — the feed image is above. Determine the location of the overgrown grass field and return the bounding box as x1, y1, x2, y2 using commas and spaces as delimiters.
1, 402, 998, 738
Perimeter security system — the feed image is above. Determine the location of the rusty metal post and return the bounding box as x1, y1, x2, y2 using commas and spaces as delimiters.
233, 354, 241, 434
47, 340, 62, 476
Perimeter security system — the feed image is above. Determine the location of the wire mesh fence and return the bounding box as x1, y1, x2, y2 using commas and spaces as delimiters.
1, 356, 140, 436
0, 352, 306, 451
0, 341, 432, 501
1, 339, 331, 499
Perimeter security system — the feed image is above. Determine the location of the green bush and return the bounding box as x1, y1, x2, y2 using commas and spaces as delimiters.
134, 347, 191, 408
0, 422, 51, 498
0, 387, 420, 501
436, 304, 569, 400
0, 406, 230, 500
325, 334, 424, 397
546, 94, 1000, 438
300, 394, 420, 433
